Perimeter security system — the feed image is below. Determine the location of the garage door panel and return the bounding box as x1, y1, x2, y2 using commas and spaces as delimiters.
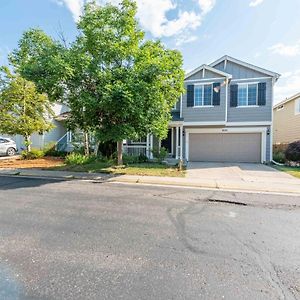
189, 133, 261, 163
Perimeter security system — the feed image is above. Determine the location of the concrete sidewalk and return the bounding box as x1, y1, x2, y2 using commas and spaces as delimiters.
1, 166, 300, 195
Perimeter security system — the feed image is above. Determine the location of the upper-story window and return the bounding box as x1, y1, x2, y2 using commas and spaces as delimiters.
295, 99, 300, 115
194, 84, 213, 107
238, 83, 258, 106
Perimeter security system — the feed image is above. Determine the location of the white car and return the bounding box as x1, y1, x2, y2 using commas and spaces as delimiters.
0, 137, 17, 156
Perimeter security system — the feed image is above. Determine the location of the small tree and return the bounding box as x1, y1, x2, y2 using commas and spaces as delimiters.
0, 68, 54, 151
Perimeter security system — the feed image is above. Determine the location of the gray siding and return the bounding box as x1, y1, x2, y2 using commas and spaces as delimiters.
182, 80, 226, 122
214, 61, 268, 79
186, 68, 224, 81
227, 78, 273, 122
182, 60, 273, 123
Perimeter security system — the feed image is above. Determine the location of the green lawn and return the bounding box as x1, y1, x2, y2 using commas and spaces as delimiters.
274, 165, 300, 179
51, 161, 185, 177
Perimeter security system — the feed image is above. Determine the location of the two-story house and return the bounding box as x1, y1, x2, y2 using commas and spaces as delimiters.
154, 55, 280, 163
273, 92, 300, 145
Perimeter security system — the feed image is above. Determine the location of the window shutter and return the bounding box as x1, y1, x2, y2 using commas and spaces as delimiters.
187, 85, 194, 107
258, 82, 266, 106
230, 84, 238, 107
212, 83, 221, 106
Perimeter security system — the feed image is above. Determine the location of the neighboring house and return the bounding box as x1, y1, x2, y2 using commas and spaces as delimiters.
273, 92, 300, 145
125, 55, 280, 163
2, 102, 69, 151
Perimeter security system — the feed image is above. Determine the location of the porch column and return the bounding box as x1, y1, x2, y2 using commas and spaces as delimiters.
180, 126, 183, 160
175, 126, 179, 159
146, 134, 150, 158
171, 127, 174, 156
150, 134, 154, 159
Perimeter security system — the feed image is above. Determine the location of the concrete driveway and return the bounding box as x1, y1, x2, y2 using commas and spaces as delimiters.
187, 162, 300, 193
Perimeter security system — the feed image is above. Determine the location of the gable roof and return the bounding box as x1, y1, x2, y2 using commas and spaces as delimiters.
273, 92, 300, 109
209, 55, 281, 81
185, 64, 232, 80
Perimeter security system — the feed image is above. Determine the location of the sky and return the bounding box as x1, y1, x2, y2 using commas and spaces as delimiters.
1, 0, 300, 104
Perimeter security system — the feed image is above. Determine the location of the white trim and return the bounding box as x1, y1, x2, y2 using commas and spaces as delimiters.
185, 64, 232, 80
171, 121, 272, 127
193, 105, 214, 108
185, 131, 189, 161
171, 128, 174, 156
169, 121, 184, 126
131, 138, 147, 144
231, 77, 271, 82
175, 127, 179, 159
185, 78, 225, 83
270, 79, 274, 161
180, 126, 183, 160
146, 134, 150, 158
180, 94, 183, 118
194, 81, 214, 85
183, 121, 226, 126
236, 105, 259, 108
225, 78, 228, 122
150, 135, 154, 159
209, 55, 280, 80
185, 127, 267, 163
226, 121, 272, 126
295, 99, 300, 115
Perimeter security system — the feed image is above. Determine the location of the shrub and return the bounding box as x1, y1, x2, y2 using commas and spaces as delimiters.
43, 142, 67, 157
21, 148, 45, 160
65, 153, 97, 165
138, 154, 148, 163
273, 151, 285, 164
285, 140, 300, 162
122, 154, 149, 165
123, 154, 139, 164
152, 147, 168, 163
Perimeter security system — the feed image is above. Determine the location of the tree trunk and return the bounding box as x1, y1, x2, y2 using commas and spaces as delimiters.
117, 141, 123, 165
25, 135, 31, 152
84, 131, 89, 156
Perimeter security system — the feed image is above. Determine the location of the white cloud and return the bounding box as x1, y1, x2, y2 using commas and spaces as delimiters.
54, 0, 84, 21
269, 41, 300, 57
198, 0, 216, 14
249, 0, 264, 7
274, 69, 300, 104
55, 0, 216, 42
175, 35, 198, 46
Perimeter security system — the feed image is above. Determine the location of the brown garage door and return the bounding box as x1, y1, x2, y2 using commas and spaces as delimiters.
189, 133, 261, 163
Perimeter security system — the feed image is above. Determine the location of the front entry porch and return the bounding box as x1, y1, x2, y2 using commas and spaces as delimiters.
122, 125, 184, 161
161, 125, 183, 160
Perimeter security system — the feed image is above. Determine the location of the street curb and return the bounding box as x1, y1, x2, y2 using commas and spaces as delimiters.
2, 170, 300, 197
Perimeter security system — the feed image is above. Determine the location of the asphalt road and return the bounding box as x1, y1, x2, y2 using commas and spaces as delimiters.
0, 175, 300, 300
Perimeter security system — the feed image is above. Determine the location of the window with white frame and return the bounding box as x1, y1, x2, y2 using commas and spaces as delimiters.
296, 99, 300, 115
194, 84, 212, 107
238, 83, 258, 106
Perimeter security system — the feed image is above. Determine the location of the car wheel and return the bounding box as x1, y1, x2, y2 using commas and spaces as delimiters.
6, 147, 16, 156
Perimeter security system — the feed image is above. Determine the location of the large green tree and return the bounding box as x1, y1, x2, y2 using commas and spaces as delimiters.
0, 68, 54, 151
10, 0, 185, 164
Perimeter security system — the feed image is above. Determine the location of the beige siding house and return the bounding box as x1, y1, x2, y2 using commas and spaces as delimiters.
273, 92, 300, 144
